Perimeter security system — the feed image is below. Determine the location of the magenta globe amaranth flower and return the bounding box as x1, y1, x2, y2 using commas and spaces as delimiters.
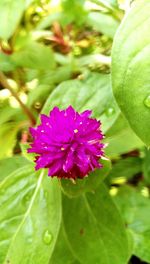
28, 106, 105, 179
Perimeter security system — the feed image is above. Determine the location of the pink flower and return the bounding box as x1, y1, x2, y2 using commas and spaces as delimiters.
28, 106, 105, 179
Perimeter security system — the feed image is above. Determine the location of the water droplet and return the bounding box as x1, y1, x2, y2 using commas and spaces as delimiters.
34, 101, 41, 109
43, 230, 52, 245
144, 95, 150, 108
105, 107, 115, 117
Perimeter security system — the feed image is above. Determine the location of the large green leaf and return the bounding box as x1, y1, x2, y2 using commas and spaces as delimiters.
0, 103, 19, 125
0, 155, 30, 182
61, 157, 111, 197
0, 122, 19, 159
105, 115, 143, 157
50, 225, 80, 264
42, 73, 120, 133
108, 157, 142, 181
62, 183, 129, 264
11, 42, 56, 70
87, 12, 119, 38
0, 52, 16, 72
27, 65, 74, 106
106, 127, 143, 157
0, 164, 61, 264
112, 1, 150, 145
114, 186, 150, 263
0, 0, 25, 39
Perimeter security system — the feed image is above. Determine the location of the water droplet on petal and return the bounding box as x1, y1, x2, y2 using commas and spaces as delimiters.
105, 107, 115, 117
43, 230, 52, 245
144, 95, 150, 108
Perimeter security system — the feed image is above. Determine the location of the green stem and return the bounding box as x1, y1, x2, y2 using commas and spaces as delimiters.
0, 71, 36, 126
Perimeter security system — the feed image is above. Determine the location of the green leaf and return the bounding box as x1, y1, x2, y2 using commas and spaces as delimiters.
0, 155, 30, 182
27, 65, 74, 106
0, 103, 19, 125
112, 1, 150, 145
106, 114, 127, 137
0, 122, 19, 159
50, 225, 80, 264
62, 183, 129, 264
37, 13, 61, 30
78, 54, 111, 67
37, 65, 76, 85
61, 157, 111, 197
0, 52, 16, 72
87, 12, 119, 38
114, 186, 150, 263
20, 143, 34, 163
106, 128, 143, 157
11, 42, 56, 70
27, 84, 53, 106
41, 72, 120, 133
0, 0, 25, 39
142, 148, 150, 184
92, 0, 118, 10
108, 157, 142, 181
61, 0, 87, 26
0, 165, 61, 264
105, 115, 143, 158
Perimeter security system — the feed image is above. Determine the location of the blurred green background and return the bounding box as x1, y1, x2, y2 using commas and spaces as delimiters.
0, 1, 150, 264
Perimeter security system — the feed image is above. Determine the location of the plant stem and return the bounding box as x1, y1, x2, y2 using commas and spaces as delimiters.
0, 71, 36, 126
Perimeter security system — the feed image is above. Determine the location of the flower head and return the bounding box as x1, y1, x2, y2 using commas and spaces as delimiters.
28, 106, 105, 179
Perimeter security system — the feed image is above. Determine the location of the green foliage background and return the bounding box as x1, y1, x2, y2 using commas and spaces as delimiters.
0, 0, 150, 263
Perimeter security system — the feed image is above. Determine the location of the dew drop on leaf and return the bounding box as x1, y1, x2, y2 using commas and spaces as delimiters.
105, 107, 115, 117
43, 230, 52, 245
144, 95, 150, 108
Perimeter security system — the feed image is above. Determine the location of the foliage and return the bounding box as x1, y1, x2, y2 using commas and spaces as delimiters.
0, 0, 150, 263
